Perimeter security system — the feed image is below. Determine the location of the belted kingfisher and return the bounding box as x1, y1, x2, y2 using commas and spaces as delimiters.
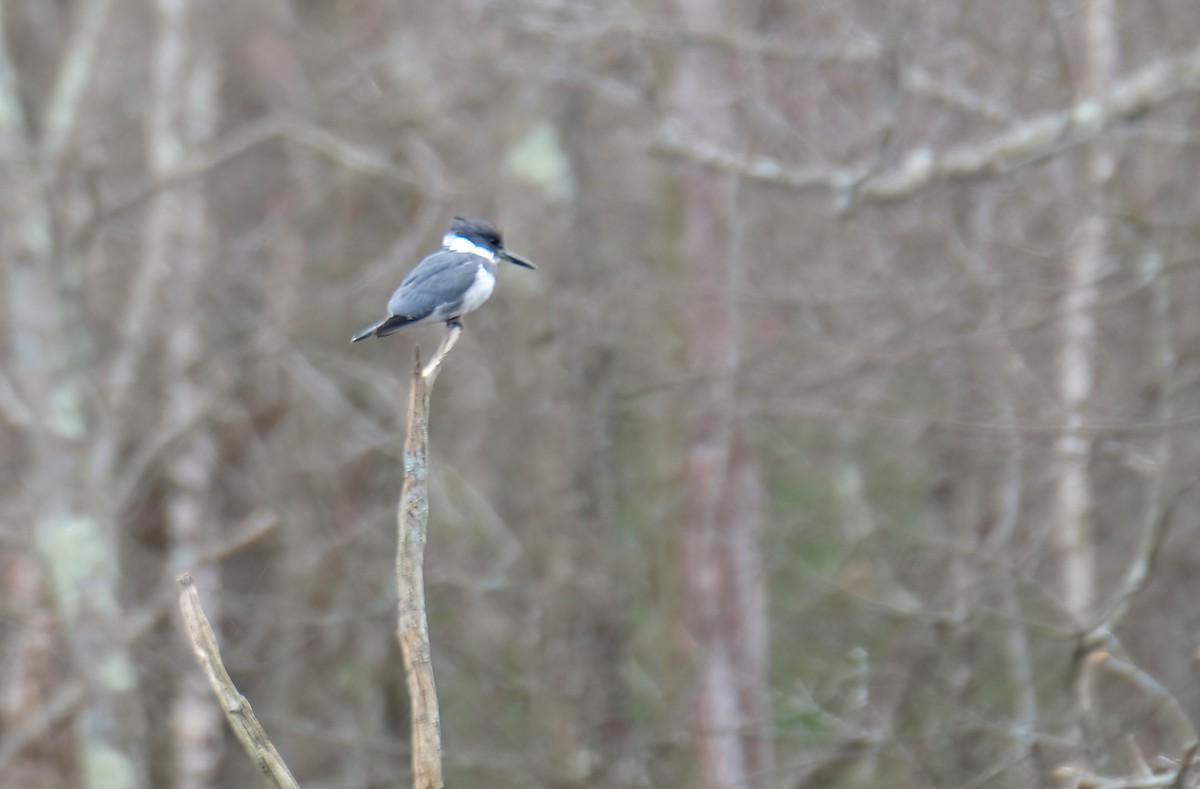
351, 216, 534, 343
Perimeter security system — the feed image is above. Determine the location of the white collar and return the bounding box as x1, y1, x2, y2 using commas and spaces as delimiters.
443, 234, 496, 262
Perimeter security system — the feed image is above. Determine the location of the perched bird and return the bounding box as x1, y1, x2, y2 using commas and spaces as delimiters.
351, 217, 535, 343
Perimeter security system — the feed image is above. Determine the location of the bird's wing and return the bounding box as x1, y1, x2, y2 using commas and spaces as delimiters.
387, 250, 478, 319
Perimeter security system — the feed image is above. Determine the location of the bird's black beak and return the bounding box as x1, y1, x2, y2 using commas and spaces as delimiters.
501, 250, 536, 269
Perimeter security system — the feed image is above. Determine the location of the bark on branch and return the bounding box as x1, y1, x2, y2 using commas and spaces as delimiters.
176, 573, 299, 789
396, 325, 460, 789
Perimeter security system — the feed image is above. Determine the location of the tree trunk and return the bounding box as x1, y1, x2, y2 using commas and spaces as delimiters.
145, 1, 224, 785
1054, 0, 1116, 625
0, 6, 66, 785
670, 1, 771, 785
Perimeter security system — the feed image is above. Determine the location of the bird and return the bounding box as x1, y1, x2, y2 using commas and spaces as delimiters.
351, 216, 535, 343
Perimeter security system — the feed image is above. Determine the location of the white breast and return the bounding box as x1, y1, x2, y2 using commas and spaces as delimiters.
459, 265, 496, 315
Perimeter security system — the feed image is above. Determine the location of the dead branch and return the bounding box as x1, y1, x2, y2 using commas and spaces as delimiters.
656, 42, 1200, 206
0, 521, 281, 777
396, 325, 460, 789
177, 573, 299, 789
1083, 477, 1200, 650
1090, 650, 1196, 744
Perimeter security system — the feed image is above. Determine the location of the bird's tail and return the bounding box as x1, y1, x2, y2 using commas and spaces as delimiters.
349, 314, 414, 343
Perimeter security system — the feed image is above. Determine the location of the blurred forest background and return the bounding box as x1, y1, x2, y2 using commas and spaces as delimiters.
4, 1, 1200, 787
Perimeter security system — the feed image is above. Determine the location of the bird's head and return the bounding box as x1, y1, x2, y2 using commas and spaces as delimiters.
445, 216, 535, 269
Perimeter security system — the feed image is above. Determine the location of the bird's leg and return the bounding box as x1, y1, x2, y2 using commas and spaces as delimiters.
421, 322, 463, 380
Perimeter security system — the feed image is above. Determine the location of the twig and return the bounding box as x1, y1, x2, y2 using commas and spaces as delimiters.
0, 680, 86, 773
1090, 650, 1197, 744
196, 511, 282, 565
396, 324, 459, 789
78, 114, 285, 243
1170, 742, 1199, 789
1083, 477, 1200, 650
902, 66, 1017, 124
282, 121, 421, 186
177, 573, 299, 789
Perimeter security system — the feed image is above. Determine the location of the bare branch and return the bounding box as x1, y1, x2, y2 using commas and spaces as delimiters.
83, 114, 426, 243
1055, 764, 1187, 789
656, 42, 1200, 205
0, 521, 281, 777
0, 681, 86, 775
1170, 743, 1199, 789
396, 326, 460, 789
902, 66, 1017, 124
0, 372, 34, 429
41, 0, 114, 169
644, 26, 882, 63
1083, 477, 1200, 649
513, 11, 884, 64
421, 325, 462, 381
176, 574, 299, 789
1092, 650, 1196, 744
283, 121, 421, 185
0, 4, 28, 142
81, 115, 285, 238
196, 512, 281, 565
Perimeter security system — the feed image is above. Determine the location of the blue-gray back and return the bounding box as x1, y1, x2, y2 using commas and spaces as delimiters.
387, 249, 487, 320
